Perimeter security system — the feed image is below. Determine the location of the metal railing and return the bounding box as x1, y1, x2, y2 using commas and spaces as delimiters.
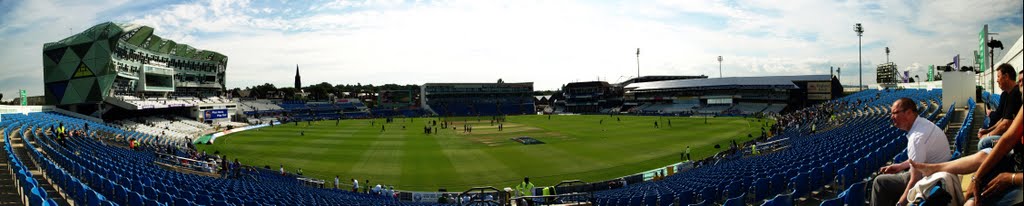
155, 152, 218, 173
508, 180, 593, 206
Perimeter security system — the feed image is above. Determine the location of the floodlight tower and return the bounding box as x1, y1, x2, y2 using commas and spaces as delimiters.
717, 56, 723, 78
636, 48, 641, 78
854, 23, 864, 91
885, 47, 890, 63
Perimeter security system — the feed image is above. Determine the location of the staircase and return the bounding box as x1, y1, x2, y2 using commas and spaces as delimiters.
0, 131, 22, 206
966, 104, 985, 154
9, 129, 71, 206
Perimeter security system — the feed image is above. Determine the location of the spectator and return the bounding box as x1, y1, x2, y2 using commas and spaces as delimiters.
352, 179, 359, 193
232, 159, 240, 178
515, 177, 535, 197
56, 123, 67, 144
870, 98, 951, 206
685, 146, 691, 161
334, 176, 340, 190
978, 64, 1021, 151
280, 164, 285, 176
364, 180, 370, 194
220, 155, 229, 178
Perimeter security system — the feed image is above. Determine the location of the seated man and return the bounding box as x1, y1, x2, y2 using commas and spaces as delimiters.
978, 64, 1021, 150
872, 98, 951, 206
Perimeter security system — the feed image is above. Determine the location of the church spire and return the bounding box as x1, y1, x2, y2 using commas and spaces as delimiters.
294, 64, 301, 89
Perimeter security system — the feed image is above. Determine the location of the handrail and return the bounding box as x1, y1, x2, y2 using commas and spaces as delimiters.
457, 186, 506, 206
154, 152, 218, 173
508, 180, 593, 205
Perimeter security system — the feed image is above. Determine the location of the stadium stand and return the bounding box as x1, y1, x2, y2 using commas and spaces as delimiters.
592, 89, 945, 206
271, 100, 378, 121
422, 82, 536, 116
112, 116, 213, 147
763, 104, 787, 114
238, 100, 284, 113
2, 112, 457, 206
562, 81, 622, 114
733, 103, 770, 114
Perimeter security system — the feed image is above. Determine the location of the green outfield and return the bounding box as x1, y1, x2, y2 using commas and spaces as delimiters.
198, 115, 771, 191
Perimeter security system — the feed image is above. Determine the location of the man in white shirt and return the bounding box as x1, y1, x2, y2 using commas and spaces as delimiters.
334, 176, 340, 190
871, 98, 951, 206
352, 179, 359, 193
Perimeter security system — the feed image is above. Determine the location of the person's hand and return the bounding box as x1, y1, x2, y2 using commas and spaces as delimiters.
965, 180, 977, 202
981, 172, 1015, 197
879, 164, 903, 174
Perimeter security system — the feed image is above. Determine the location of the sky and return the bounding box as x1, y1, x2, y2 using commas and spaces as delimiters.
0, 0, 1021, 101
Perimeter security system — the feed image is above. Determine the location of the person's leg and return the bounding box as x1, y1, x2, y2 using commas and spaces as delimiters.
871, 172, 910, 206
963, 198, 976, 206
977, 135, 1002, 151
911, 151, 989, 176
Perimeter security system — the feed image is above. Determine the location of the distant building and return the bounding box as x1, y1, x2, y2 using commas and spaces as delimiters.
41, 22, 234, 122
622, 75, 842, 115
561, 81, 622, 113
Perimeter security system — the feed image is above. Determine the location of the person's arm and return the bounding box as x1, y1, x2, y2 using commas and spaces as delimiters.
984, 119, 1011, 138
975, 108, 1023, 177
978, 119, 1000, 138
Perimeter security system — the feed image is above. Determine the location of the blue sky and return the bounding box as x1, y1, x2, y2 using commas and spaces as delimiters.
0, 0, 1021, 101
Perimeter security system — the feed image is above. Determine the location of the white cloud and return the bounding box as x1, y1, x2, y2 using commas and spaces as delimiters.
0, 0, 1021, 101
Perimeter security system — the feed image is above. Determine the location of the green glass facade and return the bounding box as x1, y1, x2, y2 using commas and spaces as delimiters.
42, 22, 227, 105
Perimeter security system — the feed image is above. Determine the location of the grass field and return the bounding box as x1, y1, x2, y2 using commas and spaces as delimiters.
198, 115, 771, 191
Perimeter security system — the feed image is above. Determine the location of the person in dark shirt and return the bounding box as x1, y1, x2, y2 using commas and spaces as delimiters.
979, 64, 1022, 150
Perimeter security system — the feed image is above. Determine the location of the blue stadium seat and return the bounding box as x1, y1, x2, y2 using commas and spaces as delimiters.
643, 194, 657, 206
659, 192, 675, 206
87, 190, 104, 206
819, 196, 843, 206
128, 192, 144, 206
789, 172, 809, 199
174, 197, 191, 206
754, 177, 771, 200
29, 186, 46, 206
724, 193, 745, 206
843, 181, 867, 206
687, 199, 708, 206
627, 195, 641, 206
676, 190, 695, 205
195, 194, 212, 205
113, 185, 127, 205
213, 200, 230, 206
763, 193, 792, 206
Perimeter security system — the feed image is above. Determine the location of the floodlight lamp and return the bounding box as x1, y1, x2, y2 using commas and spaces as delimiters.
987, 40, 1004, 50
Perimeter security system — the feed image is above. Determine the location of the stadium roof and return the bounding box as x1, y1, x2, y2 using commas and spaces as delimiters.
618, 75, 707, 85
565, 81, 611, 88
43, 22, 227, 63
625, 75, 833, 92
